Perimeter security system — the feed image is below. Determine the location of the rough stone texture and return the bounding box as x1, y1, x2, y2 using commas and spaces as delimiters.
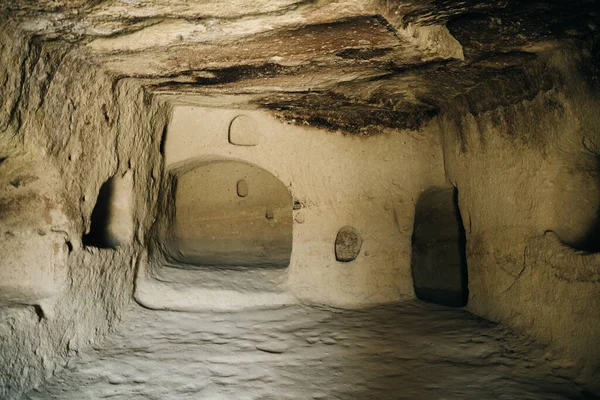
0, 157, 70, 306
0, 19, 170, 399
335, 225, 363, 262
26, 302, 593, 400
1, 0, 600, 397
411, 186, 468, 307
440, 52, 600, 388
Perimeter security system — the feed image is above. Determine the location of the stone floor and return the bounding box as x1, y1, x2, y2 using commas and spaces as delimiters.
27, 301, 593, 400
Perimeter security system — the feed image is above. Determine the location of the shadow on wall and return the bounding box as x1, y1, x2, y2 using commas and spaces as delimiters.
571, 217, 600, 253
569, 155, 600, 253
411, 186, 468, 307
157, 157, 293, 268
554, 154, 600, 254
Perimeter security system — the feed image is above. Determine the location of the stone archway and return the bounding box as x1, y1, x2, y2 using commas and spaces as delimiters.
159, 158, 293, 268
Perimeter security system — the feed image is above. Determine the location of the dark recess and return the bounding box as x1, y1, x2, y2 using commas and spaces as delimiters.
411, 187, 468, 307
567, 156, 600, 253
83, 178, 117, 249
571, 222, 600, 253
159, 124, 168, 155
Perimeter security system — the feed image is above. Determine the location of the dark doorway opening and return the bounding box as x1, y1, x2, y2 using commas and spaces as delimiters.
83, 178, 117, 249
411, 187, 468, 307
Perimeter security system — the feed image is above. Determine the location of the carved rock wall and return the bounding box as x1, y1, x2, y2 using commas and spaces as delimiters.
1, 0, 600, 396
441, 50, 600, 387
0, 23, 170, 399
142, 103, 447, 309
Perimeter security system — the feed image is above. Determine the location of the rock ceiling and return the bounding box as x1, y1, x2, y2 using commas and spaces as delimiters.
2, 0, 599, 133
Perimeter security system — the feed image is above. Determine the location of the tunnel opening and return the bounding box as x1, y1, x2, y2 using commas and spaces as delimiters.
160, 158, 293, 268
411, 186, 468, 307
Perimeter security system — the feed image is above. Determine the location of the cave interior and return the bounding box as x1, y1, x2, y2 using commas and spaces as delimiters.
0, 0, 599, 398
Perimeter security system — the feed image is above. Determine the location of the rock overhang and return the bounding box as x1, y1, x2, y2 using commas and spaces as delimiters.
3, 0, 598, 136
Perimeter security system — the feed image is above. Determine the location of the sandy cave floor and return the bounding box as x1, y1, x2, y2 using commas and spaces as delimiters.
26, 301, 593, 400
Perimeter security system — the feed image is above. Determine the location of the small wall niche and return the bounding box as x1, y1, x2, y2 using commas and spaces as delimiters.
229, 115, 260, 146
565, 221, 600, 253
411, 187, 468, 307
552, 155, 600, 253
83, 171, 134, 249
335, 225, 362, 262
161, 158, 293, 267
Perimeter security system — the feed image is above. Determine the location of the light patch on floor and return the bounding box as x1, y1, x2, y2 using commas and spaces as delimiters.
27, 302, 587, 400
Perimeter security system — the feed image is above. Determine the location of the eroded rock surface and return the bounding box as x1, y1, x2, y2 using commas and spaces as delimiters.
26, 302, 591, 400
0, 157, 70, 306
1, 0, 600, 398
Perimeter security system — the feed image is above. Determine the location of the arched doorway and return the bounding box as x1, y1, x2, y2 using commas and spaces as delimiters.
159, 158, 293, 268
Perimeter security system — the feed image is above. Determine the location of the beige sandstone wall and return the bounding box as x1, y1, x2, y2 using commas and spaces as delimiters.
0, 22, 169, 398
2, 6, 599, 396
0, 25, 446, 392
440, 52, 600, 387
141, 102, 447, 309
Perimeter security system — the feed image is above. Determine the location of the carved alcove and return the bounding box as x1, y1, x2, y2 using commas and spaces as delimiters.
136, 156, 296, 311
161, 158, 293, 268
